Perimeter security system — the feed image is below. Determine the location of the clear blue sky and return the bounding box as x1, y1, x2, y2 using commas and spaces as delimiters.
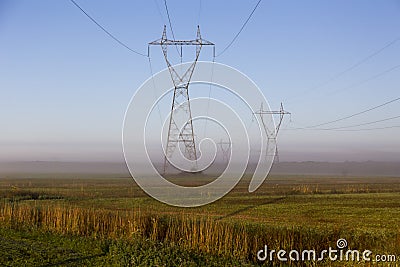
1, 0, 399, 162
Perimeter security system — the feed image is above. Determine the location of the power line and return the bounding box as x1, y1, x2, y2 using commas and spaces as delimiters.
289, 115, 400, 131
330, 125, 400, 132
292, 125, 400, 132
148, 56, 164, 126
309, 97, 400, 128
290, 96, 400, 130
216, 0, 262, 57
286, 36, 400, 101
69, 0, 147, 57
328, 64, 400, 95
328, 37, 400, 80
321, 115, 400, 130
163, 0, 177, 41
163, 0, 181, 56
153, 0, 166, 25
203, 56, 216, 137
197, 0, 202, 26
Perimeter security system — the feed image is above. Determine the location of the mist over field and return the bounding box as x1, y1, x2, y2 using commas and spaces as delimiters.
1, 161, 399, 177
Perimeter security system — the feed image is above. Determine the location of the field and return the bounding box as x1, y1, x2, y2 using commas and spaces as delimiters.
1, 174, 400, 266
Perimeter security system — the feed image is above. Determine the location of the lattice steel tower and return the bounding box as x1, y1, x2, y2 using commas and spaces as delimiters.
253, 102, 291, 162
149, 26, 214, 174
218, 139, 231, 163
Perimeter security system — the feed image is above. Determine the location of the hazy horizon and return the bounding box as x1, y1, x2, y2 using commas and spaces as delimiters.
1, 142, 399, 162
1, 161, 399, 178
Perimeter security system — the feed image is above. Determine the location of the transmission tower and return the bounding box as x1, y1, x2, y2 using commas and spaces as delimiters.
253, 102, 290, 162
149, 25, 214, 174
217, 139, 231, 163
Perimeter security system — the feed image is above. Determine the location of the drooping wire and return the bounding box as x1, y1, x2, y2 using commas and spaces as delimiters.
163, 0, 181, 57
288, 96, 400, 130
327, 64, 400, 95
203, 56, 216, 137
216, 0, 262, 57
286, 36, 400, 101
289, 115, 400, 131
197, 0, 202, 26
163, 0, 177, 41
288, 125, 400, 132
69, 0, 147, 57
153, 0, 166, 25
323, 115, 400, 130
327, 125, 400, 132
282, 64, 400, 131
148, 57, 164, 127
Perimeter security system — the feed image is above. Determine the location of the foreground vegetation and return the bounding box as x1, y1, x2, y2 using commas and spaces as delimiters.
1, 175, 400, 266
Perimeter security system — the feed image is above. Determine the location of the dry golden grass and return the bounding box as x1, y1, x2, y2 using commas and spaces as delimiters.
1, 202, 254, 258
2, 200, 397, 264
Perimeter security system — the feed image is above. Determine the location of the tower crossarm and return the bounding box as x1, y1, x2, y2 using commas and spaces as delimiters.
149, 39, 214, 46
253, 102, 291, 137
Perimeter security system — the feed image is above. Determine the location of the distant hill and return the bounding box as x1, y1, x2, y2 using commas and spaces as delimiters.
0, 161, 399, 177
0, 161, 129, 177
269, 161, 400, 176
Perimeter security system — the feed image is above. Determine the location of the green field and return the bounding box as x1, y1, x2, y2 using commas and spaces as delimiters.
1, 174, 400, 266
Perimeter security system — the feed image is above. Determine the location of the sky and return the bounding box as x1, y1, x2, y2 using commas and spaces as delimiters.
0, 0, 400, 162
